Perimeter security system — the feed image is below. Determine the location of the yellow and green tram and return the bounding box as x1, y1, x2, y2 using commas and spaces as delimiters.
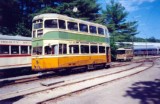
32, 13, 111, 72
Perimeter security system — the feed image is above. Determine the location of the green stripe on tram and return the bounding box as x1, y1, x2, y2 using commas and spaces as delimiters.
43, 31, 106, 43
32, 31, 109, 47
32, 40, 43, 46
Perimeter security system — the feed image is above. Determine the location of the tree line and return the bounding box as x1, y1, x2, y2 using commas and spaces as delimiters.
0, 0, 137, 39
1, 0, 159, 60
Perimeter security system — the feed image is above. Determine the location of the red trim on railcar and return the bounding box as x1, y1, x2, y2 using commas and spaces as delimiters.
0, 54, 31, 57
0, 44, 31, 46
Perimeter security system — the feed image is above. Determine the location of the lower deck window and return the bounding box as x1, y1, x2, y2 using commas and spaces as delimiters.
81, 45, 89, 53
91, 46, 98, 53
69, 45, 79, 54
33, 47, 42, 55
45, 46, 51, 54
21, 46, 28, 54
99, 46, 105, 53
11, 46, 19, 54
45, 45, 58, 55
59, 44, 67, 54
0, 45, 9, 54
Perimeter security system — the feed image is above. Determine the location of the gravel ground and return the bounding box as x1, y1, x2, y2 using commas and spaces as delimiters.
50, 58, 160, 104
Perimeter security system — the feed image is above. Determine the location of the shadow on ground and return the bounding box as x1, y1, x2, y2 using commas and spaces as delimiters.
125, 79, 160, 104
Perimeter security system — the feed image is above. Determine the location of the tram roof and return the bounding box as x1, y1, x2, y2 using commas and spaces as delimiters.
0, 34, 31, 41
134, 45, 158, 50
33, 13, 106, 28
117, 48, 132, 50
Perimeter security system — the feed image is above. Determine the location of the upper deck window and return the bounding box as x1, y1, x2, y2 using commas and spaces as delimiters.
45, 19, 58, 28
98, 27, 104, 35
34, 23, 43, 29
59, 20, 66, 29
105, 29, 108, 36
79, 23, 88, 32
33, 19, 43, 23
67, 22, 78, 31
89, 25, 97, 34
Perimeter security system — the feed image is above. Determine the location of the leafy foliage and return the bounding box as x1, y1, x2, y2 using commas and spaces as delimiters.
100, 0, 138, 42
97, 0, 139, 61
0, 0, 101, 36
135, 36, 160, 42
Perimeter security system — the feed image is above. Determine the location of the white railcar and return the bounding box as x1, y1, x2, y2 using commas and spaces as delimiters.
0, 34, 31, 71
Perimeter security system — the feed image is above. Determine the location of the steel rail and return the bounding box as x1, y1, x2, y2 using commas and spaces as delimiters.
0, 58, 156, 103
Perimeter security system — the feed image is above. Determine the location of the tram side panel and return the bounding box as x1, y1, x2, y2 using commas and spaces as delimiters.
32, 54, 107, 71
0, 56, 31, 70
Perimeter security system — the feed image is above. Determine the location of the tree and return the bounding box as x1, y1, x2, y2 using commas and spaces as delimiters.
30, 0, 101, 21
147, 36, 156, 42
0, 0, 21, 35
99, 0, 138, 61
0, 0, 101, 36
100, 0, 138, 42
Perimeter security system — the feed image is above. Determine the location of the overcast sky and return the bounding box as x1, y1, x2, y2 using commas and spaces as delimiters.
98, 0, 160, 39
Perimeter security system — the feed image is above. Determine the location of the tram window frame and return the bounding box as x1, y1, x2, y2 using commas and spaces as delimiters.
45, 46, 52, 55
99, 46, 105, 53
59, 44, 67, 55
44, 19, 58, 28
33, 46, 42, 55
89, 25, 97, 34
69, 45, 79, 54
58, 19, 66, 29
105, 29, 108, 36
67, 21, 78, 31
79, 23, 88, 33
33, 23, 43, 29
98, 27, 104, 35
91, 45, 98, 53
0, 45, 9, 54
32, 31, 36, 38
51, 45, 58, 55
81, 45, 89, 54
117, 50, 125, 54
29, 46, 32, 54
11, 45, 19, 54
21, 46, 28, 54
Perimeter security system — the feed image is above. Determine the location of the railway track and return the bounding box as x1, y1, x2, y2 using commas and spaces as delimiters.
0, 57, 156, 103
0, 58, 146, 87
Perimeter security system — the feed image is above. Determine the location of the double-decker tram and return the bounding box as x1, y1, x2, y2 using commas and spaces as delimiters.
32, 13, 111, 72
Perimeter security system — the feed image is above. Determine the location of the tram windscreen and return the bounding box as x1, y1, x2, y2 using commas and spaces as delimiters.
34, 23, 43, 29
117, 50, 125, 54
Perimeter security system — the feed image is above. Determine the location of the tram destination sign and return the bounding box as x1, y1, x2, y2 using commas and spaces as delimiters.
0, 39, 31, 45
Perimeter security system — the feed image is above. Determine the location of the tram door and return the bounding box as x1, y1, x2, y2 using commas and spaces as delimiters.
106, 47, 110, 62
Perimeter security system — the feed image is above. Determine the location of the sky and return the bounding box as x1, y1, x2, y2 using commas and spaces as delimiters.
98, 0, 160, 39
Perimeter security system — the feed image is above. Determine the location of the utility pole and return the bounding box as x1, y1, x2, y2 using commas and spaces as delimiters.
145, 35, 148, 59
132, 34, 134, 56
